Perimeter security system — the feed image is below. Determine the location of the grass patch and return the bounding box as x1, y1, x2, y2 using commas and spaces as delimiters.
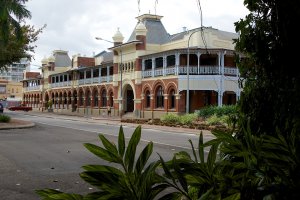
0, 114, 11, 123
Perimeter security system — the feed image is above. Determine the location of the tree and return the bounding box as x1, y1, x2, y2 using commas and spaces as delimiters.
233, 0, 300, 199
0, 0, 44, 69
234, 0, 300, 138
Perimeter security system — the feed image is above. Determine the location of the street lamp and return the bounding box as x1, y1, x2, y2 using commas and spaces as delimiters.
186, 29, 201, 114
95, 37, 123, 118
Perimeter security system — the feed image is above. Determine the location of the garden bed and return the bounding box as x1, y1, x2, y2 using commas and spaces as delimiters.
121, 118, 229, 132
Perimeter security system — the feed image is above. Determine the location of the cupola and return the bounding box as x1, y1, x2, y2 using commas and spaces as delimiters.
112, 28, 124, 46
135, 21, 147, 36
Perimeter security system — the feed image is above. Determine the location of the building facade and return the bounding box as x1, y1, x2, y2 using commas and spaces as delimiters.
0, 58, 30, 82
22, 14, 241, 118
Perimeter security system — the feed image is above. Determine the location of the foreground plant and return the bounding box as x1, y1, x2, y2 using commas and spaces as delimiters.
36, 125, 168, 200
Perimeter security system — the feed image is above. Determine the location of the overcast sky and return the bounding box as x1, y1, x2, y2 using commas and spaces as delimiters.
26, 0, 248, 71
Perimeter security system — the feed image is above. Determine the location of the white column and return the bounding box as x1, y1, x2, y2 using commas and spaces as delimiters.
175, 52, 180, 75
163, 55, 167, 76
98, 67, 101, 83
84, 71, 86, 84
197, 52, 201, 74
107, 66, 110, 82
152, 58, 155, 77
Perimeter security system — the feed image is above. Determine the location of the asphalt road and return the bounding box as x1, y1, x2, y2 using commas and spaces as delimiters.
0, 112, 214, 200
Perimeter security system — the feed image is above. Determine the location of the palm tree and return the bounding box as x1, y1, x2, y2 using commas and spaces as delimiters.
0, 0, 31, 44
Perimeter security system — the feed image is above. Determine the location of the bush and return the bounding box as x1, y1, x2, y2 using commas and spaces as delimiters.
179, 113, 197, 125
47, 100, 53, 109
206, 114, 228, 126
196, 105, 237, 118
160, 113, 180, 124
0, 114, 11, 123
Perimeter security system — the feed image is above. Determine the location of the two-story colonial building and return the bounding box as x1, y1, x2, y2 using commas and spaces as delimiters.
22, 14, 241, 119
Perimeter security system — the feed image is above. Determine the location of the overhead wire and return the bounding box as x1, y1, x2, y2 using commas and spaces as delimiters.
195, 0, 208, 53
195, 0, 219, 90
137, 0, 141, 16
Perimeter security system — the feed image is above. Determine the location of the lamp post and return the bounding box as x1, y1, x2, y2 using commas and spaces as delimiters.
95, 37, 123, 118
186, 29, 201, 114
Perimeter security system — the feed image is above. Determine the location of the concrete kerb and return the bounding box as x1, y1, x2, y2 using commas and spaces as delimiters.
15, 111, 213, 136
0, 122, 35, 130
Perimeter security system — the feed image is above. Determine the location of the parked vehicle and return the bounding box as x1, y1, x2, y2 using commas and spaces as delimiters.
0, 103, 3, 113
8, 105, 32, 112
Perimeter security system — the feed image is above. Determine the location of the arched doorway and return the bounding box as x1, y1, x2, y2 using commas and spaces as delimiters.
123, 84, 134, 113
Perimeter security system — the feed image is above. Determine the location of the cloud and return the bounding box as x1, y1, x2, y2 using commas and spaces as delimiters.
26, 0, 248, 69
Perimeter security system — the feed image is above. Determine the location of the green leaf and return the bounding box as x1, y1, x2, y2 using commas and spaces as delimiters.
99, 134, 118, 155
84, 143, 122, 164
36, 189, 62, 198
82, 165, 123, 176
172, 157, 188, 192
35, 189, 83, 200
158, 154, 175, 181
118, 125, 125, 157
135, 141, 153, 175
199, 188, 214, 200
189, 139, 198, 163
124, 125, 142, 173
199, 132, 205, 163
207, 143, 218, 172
223, 193, 241, 200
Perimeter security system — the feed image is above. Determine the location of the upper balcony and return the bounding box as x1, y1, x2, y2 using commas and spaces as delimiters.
49, 65, 113, 89
23, 85, 43, 92
141, 48, 239, 78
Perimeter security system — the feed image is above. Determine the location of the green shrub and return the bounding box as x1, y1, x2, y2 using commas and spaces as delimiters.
196, 105, 217, 118
160, 113, 180, 124
179, 113, 197, 125
196, 105, 237, 118
0, 114, 11, 123
47, 100, 53, 109
206, 114, 228, 126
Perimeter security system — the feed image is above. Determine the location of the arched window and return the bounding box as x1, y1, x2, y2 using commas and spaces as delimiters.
170, 89, 176, 109
79, 91, 84, 106
146, 90, 151, 108
86, 90, 91, 106
64, 93, 67, 105
109, 91, 113, 107
156, 86, 164, 108
101, 90, 107, 107
94, 90, 98, 107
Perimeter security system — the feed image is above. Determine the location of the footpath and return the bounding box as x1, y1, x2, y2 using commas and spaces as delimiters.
1, 110, 212, 135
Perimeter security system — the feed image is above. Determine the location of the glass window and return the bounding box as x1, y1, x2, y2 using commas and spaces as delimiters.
167, 55, 175, 67
102, 90, 107, 107
94, 90, 98, 107
79, 91, 84, 106
170, 89, 176, 109
155, 57, 163, 68
146, 90, 150, 108
156, 86, 164, 108
145, 59, 152, 70
86, 91, 91, 106
109, 92, 113, 107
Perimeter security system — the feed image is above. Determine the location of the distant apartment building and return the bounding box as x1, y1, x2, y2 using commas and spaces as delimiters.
0, 58, 30, 82
21, 14, 242, 118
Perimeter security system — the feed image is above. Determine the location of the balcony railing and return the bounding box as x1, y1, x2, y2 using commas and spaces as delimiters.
142, 65, 238, 78
50, 81, 72, 88
24, 85, 42, 91
77, 75, 113, 85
